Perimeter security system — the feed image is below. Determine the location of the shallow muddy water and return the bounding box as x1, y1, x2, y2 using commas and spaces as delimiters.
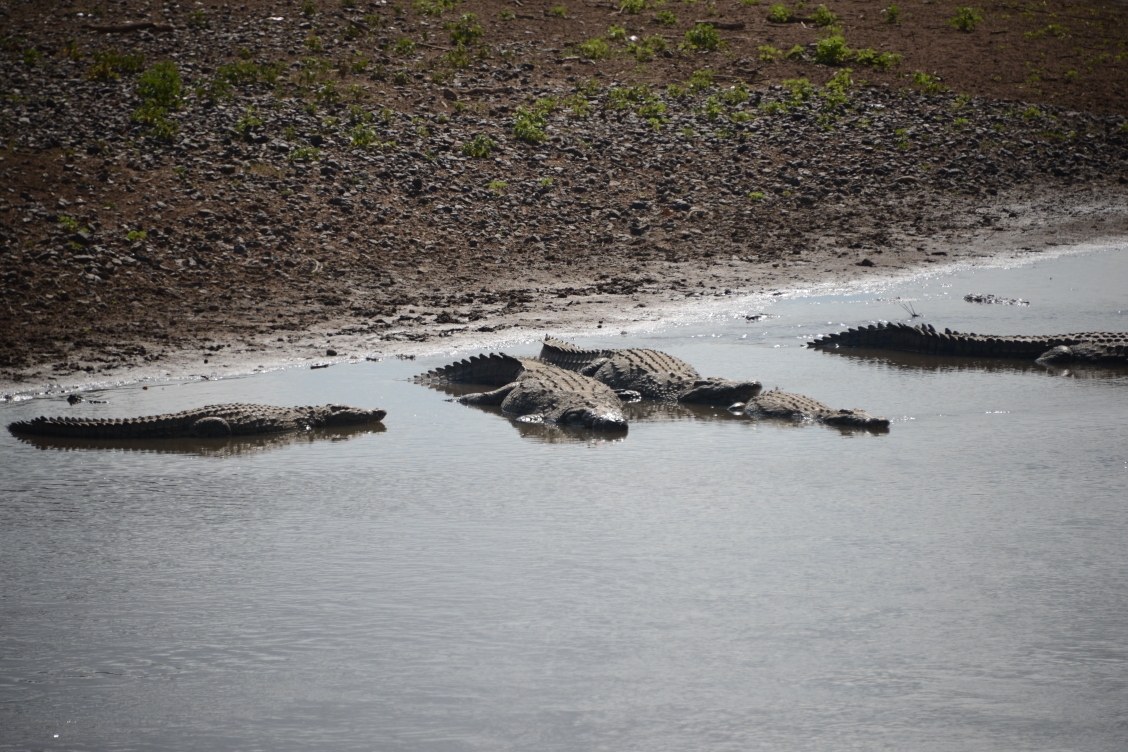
2, 248, 1127, 751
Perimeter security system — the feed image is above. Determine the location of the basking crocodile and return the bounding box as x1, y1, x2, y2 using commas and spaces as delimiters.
414, 353, 629, 431
742, 389, 891, 429
538, 337, 763, 404
7, 403, 386, 439
808, 323, 1128, 365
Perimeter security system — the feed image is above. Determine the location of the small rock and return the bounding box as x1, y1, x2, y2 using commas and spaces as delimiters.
856, 258, 875, 267
326, 348, 337, 356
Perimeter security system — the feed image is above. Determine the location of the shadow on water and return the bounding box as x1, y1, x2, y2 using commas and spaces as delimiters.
11, 423, 386, 456
811, 347, 1128, 380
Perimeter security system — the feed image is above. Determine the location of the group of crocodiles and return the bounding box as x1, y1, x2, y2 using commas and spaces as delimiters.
412, 337, 890, 432
8, 325, 1127, 441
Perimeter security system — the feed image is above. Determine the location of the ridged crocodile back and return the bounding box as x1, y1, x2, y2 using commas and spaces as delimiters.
539, 337, 609, 372
412, 352, 527, 386
809, 323, 1128, 359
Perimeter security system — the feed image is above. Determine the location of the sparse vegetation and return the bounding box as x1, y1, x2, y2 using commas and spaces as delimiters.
814, 35, 851, 66
88, 49, 145, 81
767, 4, 793, 23
655, 10, 678, 25
577, 37, 611, 60
882, 4, 900, 24
681, 23, 722, 52
462, 134, 496, 157
949, 7, 983, 32
811, 5, 838, 27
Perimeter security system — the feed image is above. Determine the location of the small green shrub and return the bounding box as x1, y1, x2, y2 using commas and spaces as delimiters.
853, 48, 901, 70
748, 191, 765, 200
681, 23, 722, 52
488, 179, 508, 194
655, 10, 678, 25
628, 35, 668, 61
301, 0, 318, 16
413, 0, 459, 16
577, 37, 611, 60
513, 103, 550, 143
498, 8, 516, 20
912, 71, 948, 94
607, 24, 628, 41
767, 4, 793, 23
349, 124, 377, 147
305, 35, 324, 52
949, 7, 983, 32
462, 134, 496, 157
811, 5, 838, 26
882, 4, 899, 23
394, 37, 416, 55
235, 106, 263, 137
289, 145, 321, 162
784, 44, 805, 60
814, 35, 850, 65
548, 5, 567, 18
59, 216, 79, 232
188, 9, 209, 27
758, 45, 783, 62
88, 49, 145, 81
720, 80, 750, 105
392, 69, 411, 85
620, 0, 646, 14
687, 68, 714, 92
445, 13, 483, 45
125, 230, 147, 242
136, 61, 181, 109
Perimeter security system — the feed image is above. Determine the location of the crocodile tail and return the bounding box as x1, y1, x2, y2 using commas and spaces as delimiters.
539, 336, 607, 372
412, 352, 525, 386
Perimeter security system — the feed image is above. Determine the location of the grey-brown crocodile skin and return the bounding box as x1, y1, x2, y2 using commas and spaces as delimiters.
7, 403, 386, 439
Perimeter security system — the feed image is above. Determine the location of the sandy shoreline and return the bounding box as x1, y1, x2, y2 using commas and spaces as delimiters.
5, 183, 1125, 401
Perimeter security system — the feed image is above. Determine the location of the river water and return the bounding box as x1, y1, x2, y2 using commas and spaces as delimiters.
2, 247, 1126, 751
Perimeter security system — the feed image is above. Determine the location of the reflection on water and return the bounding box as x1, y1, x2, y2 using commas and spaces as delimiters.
10, 423, 386, 456
811, 347, 1128, 379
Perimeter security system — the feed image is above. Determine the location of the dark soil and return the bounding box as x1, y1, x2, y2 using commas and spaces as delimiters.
1, 0, 1127, 389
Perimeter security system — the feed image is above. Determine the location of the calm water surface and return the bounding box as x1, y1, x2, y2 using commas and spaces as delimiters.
2, 249, 1127, 751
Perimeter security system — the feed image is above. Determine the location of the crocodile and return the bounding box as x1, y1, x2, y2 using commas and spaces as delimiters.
742, 389, 891, 429
808, 323, 1128, 365
538, 336, 763, 404
7, 403, 387, 440
413, 352, 629, 431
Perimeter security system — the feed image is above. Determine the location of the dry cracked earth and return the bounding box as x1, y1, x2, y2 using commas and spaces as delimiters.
1, 0, 1127, 391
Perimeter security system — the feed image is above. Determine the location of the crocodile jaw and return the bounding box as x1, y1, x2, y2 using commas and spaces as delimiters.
320, 405, 388, 425
678, 379, 764, 405
560, 407, 628, 432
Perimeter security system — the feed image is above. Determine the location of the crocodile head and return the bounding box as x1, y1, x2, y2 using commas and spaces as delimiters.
321, 404, 388, 425
822, 408, 890, 430
678, 378, 763, 405
558, 406, 629, 432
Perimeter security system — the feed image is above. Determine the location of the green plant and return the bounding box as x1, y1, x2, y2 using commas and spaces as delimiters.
607, 24, 628, 41
628, 35, 668, 61
87, 49, 145, 81
341, 0, 356, 7
235, 106, 264, 137
578, 77, 602, 97
949, 7, 983, 32
767, 4, 792, 23
137, 61, 181, 109
687, 68, 714, 92
577, 37, 611, 60
548, 5, 567, 17
392, 69, 410, 85
443, 45, 472, 68
513, 104, 549, 143
748, 191, 765, 200
720, 80, 749, 105
814, 34, 850, 65
882, 4, 899, 23
758, 45, 783, 62
740, 0, 761, 6
393, 37, 416, 55
445, 13, 483, 45
315, 80, 340, 104
782, 77, 815, 101
59, 216, 79, 232
125, 230, 147, 242
462, 134, 495, 157
539, 177, 555, 188
951, 93, 970, 109
655, 9, 678, 25
853, 48, 900, 71
785, 44, 805, 59
811, 5, 838, 26
305, 35, 324, 52
498, 8, 516, 20
488, 179, 508, 194
1025, 23, 1069, 39
682, 23, 722, 51
413, 0, 459, 16
563, 93, 591, 117
952, 117, 969, 127
620, 0, 646, 13
188, 9, 209, 27
1021, 106, 1041, 120
301, 0, 318, 16
700, 95, 724, 120
289, 145, 321, 162
349, 124, 378, 147
912, 71, 947, 94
